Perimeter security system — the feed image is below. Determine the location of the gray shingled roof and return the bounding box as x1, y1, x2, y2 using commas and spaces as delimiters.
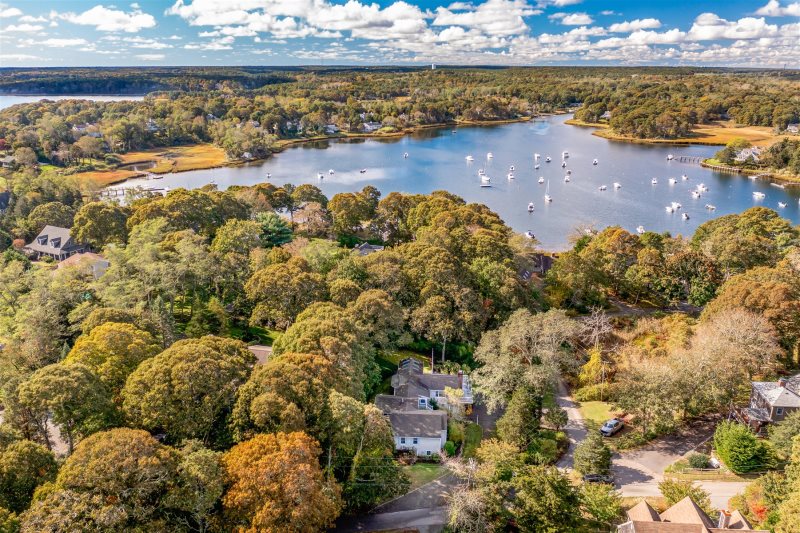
375, 394, 425, 413
24, 225, 82, 256
753, 381, 800, 408
387, 410, 446, 438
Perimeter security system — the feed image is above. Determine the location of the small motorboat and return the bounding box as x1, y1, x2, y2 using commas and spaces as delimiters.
487, 152, 494, 159
152, 175, 164, 180
667, 154, 674, 160
403, 152, 409, 158
478, 168, 485, 175
697, 183, 708, 192
525, 231, 536, 239
509, 165, 515, 171
636, 226, 645, 234
771, 183, 786, 189
481, 175, 491, 183
534, 164, 540, 169
564, 176, 570, 182
534, 153, 541, 161
753, 191, 766, 199
544, 194, 552, 202
705, 204, 716, 210
691, 191, 701, 199
359, 169, 367, 173
527, 202, 535, 213
593, 159, 598, 165
538, 177, 545, 184
598, 185, 607, 191
614, 182, 621, 189
561, 161, 567, 168
651, 178, 658, 185
545, 156, 552, 162
266, 172, 271, 178
779, 202, 788, 208
562, 151, 569, 159
669, 178, 677, 185
749, 175, 759, 180
681, 174, 688, 180
666, 205, 675, 213
329, 169, 335, 175
452, 130, 457, 133
671, 202, 682, 210
566, 169, 572, 175
465, 155, 474, 161
507, 173, 515, 180
682, 213, 690, 220
317, 173, 324, 179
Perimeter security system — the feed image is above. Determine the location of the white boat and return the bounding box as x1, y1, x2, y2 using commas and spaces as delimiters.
544, 180, 552, 202
651, 178, 658, 185
545, 156, 552, 162
509, 165, 515, 171
771, 183, 786, 189
534, 153, 541, 161
705, 204, 716, 210
748, 175, 759, 180
561, 161, 567, 168
636, 226, 645, 234
669, 178, 677, 185
329, 169, 335, 175
359, 169, 367, 173
527, 202, 535, 212
696, 183, 708, 192
667, 154, 674, 160
613, 182, 621, 189
507, 173, 515, 180
666, 205, 674, 213
266, 172, 271, 178
671, 202, 682, 210
478, 168, 485, 175
403, 152, 409, 158
481, 175, 491, 183
566, 169, 572, 175
465, 155, 474, 161
564, 176, 570, 182
598, 185, 607, 191
691, 191, 701, 199
779, 202, 788, 208
534, 164, 540, 169
317, 173, 324, 179
487, 152, 494, 159
538, 177, 545, 184
681, 174, 688, 180
753, 191, 766, 199
593, 159, 598, 165
682, 213, 690, 220
562, 151, 569, 159
525, 231, 535, 239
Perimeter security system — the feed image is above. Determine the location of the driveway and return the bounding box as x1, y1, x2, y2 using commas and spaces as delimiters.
555, 379, 587, 469
334, 506, 447, 533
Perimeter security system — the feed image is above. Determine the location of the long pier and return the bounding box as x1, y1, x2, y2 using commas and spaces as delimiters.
678, 156, 703, 164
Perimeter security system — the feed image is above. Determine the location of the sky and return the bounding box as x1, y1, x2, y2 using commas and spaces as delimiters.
0, 0, 798, 67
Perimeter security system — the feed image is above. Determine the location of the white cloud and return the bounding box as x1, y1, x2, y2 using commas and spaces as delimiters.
185, 36, 234, 50
687, 13, 779, 40
39, 38, 89, 47
19, 15, 46, 22
433, 0, 540, 36
0, 5, 21, 18
62, 5, 156, 32
608, 18, 661, 33
4, 23, 44, 32
135, 53, 164, 60
129, 37, 173, 49
0, 53, 39, 61
559, 13, 593, 25
755, 0, 800, 17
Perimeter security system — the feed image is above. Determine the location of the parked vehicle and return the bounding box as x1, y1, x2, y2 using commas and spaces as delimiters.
582, 474, 614, 484
600, 418, 624, 437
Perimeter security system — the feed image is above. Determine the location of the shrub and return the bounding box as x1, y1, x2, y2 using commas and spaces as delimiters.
462, 423, 483, 459
714, 421, 776, 474
448, 420, 464, 447
688, 453, 710, 469
573, 432, 612, 475
574, 383, 617, 402
444, 441, 456, 457
658, 478, 713, 516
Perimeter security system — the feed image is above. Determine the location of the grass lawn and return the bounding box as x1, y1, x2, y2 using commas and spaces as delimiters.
120, 144, 228, 173
462, 423, 483, 459
664, 459, 751, 481
380, 349, 431, 370
578, 401, 615, 426
402, 463, 445, 491
69, 169, 143, 187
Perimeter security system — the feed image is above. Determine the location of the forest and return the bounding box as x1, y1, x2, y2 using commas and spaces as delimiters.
1, 141, 800, 529
0, 67, 799, 173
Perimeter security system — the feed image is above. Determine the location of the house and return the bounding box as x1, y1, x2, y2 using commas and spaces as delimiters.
735, 146, 763, 163
23, 226, 87, 261
1, 155, 16, 169
601, 110, 612, 120
206, 113, 219, 122
361, 121, 383, 133
145, 119, 161, 133
391, 358, 473, 407
388, 410, 447, 457
736, 374, 800, 433
618, 497, 766, 532
354, 243, 384, 256
247, 345, 272, 365
787, 123, 799, 134
325, 124, 340, 134
71, 123, 102, 138
57, 252, 109, 278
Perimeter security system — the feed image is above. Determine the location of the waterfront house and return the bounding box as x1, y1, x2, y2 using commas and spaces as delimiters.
601, 110, 612, 120
354, 243, 384, 256
24, 225, 87, 261
57, 252, 109, 278
735, 146, 763, 163
735, 374, 800, 433
361, 121, 383, 133
618, 497, 765, 532
787, 123, 799, 134
325, 124, 340, 134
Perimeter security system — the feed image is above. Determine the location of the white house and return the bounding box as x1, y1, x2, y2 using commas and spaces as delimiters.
787, 124, 799, 134
325, 124, 340, 134
362, 121, 382, 133
735, 146, 763, 163
388, 410, 447, 457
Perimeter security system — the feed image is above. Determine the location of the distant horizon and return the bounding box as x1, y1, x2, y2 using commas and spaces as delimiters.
0, 0, 798, 68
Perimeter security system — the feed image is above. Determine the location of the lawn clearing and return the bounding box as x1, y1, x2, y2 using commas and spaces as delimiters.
462, 422, 483, 459
120, 144, 228, 173
69, 169, 143, 187
578, 401, 615, 426
402, 463, 445, 490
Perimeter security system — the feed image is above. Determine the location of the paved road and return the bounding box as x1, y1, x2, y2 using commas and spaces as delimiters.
555, 379, 587, 469
335, 506, 448, 533
373, 473, 458, 513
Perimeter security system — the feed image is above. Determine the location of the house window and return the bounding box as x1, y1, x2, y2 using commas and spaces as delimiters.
400, 437, 406, 444
777, 408, 784, 416
433, 391, 442, 398
413, 438, 418, 445
50, 238, 61, 248
418, 398, 427, 409
426, 450, 432, 456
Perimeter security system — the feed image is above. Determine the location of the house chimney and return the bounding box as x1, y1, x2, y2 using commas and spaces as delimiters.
718, 510, 731, 529
458, 370, 463, 389
779, 378, 788, 388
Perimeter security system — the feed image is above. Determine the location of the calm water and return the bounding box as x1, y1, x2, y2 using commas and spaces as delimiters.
0, 95, 144, 110
118, 114, 799, 250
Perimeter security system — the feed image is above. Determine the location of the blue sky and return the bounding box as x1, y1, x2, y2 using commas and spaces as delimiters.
0, 0, 798, 66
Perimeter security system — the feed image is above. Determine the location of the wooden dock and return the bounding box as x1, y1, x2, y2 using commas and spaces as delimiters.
678, 156, 703, 164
